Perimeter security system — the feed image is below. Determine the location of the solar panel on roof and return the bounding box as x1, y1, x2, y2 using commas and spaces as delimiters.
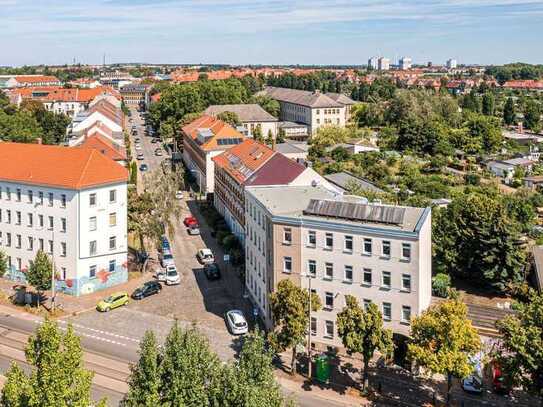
303, 199, 405, 225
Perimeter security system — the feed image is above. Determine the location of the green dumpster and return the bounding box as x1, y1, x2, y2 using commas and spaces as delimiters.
315, 354, 330, 383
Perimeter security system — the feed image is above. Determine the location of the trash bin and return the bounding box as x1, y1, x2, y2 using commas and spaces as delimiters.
315, 354, 331, 383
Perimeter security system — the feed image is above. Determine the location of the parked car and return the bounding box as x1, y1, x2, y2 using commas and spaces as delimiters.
197, 248, 214, 264
188, 225, 200, 235
134, 137, 140, 142
225, 310, 248, 335
184, 216, 198, 227
135, 144, 142, 150
151, 138, 159, 144
204, 263, 221, 280
164, 264, 180, 285
155, 149, 163, 156
175, 190, 184, 200
131, 281, 162, 300
161, 235, 170, 251
139, 164, 148, 171
160, 251, 174, 267
136, 153, 144, 160
462, 375, 483, 394
96, 292, 129, 312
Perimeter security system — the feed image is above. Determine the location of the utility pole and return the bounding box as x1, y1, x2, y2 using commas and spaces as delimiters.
307, 274, 312, 379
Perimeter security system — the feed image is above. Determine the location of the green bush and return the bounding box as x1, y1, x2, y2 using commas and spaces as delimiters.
432, 273, 452, 298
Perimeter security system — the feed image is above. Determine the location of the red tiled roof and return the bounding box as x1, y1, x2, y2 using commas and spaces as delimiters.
245, 153, 305, 186
14, 75, 60, 84
502, 80, 543, 89
182, 115, 245, 151
12, 86, 120, 103
77, 133, 127, 162
213, 139, 275, 183
0, 142, 128, 189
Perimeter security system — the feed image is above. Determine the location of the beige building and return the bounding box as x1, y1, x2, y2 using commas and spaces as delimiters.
204, 104, 278, 139
261, 87, 346, 135
244, 185, 432, 350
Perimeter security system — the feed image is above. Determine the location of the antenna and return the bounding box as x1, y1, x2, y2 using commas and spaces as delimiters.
103, 53, 106, 68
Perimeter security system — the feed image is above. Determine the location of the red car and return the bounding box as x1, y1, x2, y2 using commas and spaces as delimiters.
183, 216, 198, 227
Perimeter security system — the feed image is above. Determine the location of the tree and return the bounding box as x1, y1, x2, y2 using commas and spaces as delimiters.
482, 92, 495, 116
269, 279, 321, 374
253, 124, 264, 142
433, 193, 526, 291
217, 111, 241, 127
503, 97, 516, 125
2, 319, 94, 406
265, 129, 274, 146
524, 100, 541, 132
0, 249, 7, 278
464, 113, 503, 153
26, 250, 53, 306
160, 322, 222, 405
336, 296, 393, 390
408, 299, 481, 405
249, 94, 280, 117
123, 331, 161, 407
276, 127, 286, 144
496, 291, 543, 403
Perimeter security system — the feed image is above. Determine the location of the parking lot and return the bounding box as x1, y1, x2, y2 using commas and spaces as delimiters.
64, 107, 251, 361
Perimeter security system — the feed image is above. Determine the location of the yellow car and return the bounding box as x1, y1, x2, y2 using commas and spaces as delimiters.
96, 292, 129, 312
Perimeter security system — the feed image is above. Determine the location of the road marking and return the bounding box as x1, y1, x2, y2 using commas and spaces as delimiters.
57, 320, 140, 343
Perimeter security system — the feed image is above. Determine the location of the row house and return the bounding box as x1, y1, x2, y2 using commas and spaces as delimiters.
0, 75, 61, 89
244, 184, 432, 350
0, 142, 129, 296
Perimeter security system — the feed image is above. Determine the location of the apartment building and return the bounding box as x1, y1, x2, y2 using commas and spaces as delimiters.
120, 84, 150, 107
244, 185, 432, 350
0, 142, 129, 296
204, 104, 278, 139
368, 57, 379, 70
182, 115, 245, 195
399, 57, 412, 70
261, 87, 346, 135
378, 57, 390, 71
213, 139, 333, 244
324, 93, 356, 123
0, 75, 61, 89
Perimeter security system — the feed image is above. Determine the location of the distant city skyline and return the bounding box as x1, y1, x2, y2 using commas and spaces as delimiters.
2, 0, 543, 67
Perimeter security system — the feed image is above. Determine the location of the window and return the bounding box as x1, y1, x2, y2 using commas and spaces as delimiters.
61, 267, 66, 280
89, 217, 97, 231
6, 233, 11, 247
325, 321, 334, 338
402, 306, 411, 324
325, 263, 333, 280
61, 194, 66, 208
382, 271, 391, 289
308, 260, 316, 277
109, 236, 116, 250
402, 274, 411, 292
307, 230, 316, 247
382, 241, 391, 257
16, 258, 21, 271
89, 193, 96, 207
89, 241, 97, 256
383, 302, 392, 321
89, 265, 96, 278
363, 268, 372, 285
109, 213, 117, 227
363, 238, 372, 255
16, 235, 21, 249
61, 218, 66, 232
109, 189, 116, 203
48, 240, 53, 254
283, 257, 292, 273
48, 192, 53, 206
38, 191, 43, 205
6, 210, 10, 224
109, 260, 116, 272
325, 292, 334, 310
344, 265, 353, 283
344, 235, 353, 252
325, 233, 333, 250
28, 190, 33, 203
6, 187, 11, 200
283, 228, 292, 245
28, 213, 33, 227
16, 211, 21, 225
61, 242, 66, 257
28, 236, 33, 250
38, 238, 43, 251
16, 188, 21, 202
48, 216, 54, 230
402, 243, 411, 261
363, 299, 372, 311
310, 317, 317, 335
38, 215, 43, 228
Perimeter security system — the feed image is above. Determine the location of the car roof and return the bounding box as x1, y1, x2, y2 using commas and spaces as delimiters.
227, 310, 245, 322
109, 291, 127, 297
166, 264, 177, 270
200, 248, 212, 255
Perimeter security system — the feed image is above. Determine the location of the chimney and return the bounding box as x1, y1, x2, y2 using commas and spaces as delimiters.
36, 138, 42, 145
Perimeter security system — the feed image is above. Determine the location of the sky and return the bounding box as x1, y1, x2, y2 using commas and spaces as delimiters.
1, 0, 543, 67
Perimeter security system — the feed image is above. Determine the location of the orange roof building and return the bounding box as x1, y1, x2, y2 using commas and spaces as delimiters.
181, 115, 245, 194
76, 133, 127, 163
0, 141, 129, 297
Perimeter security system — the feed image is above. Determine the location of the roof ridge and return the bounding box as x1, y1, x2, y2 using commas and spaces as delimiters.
77, 149, 95, 188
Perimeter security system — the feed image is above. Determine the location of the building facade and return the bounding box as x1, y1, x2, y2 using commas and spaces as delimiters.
0, 142, 129, 296
204, 104, 278, 139
378, 57, 390, 71
120, 84, 150, 107
399, 57, 412, 70
244, 185, 432, 350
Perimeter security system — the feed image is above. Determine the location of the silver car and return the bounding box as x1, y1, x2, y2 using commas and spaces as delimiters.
225, 310, 248, 335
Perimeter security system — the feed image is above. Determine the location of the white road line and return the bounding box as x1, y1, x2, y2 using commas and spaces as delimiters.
40, 319, 140, 344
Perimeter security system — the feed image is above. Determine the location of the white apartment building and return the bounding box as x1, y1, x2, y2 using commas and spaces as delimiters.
447, 59, 458, 69
378, 57, 391, 71
399, 57, 412, 70
245, 185, 432, 350
261, 87, 346, 135
368, 57, 379, 70
0, 142, 129, 296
